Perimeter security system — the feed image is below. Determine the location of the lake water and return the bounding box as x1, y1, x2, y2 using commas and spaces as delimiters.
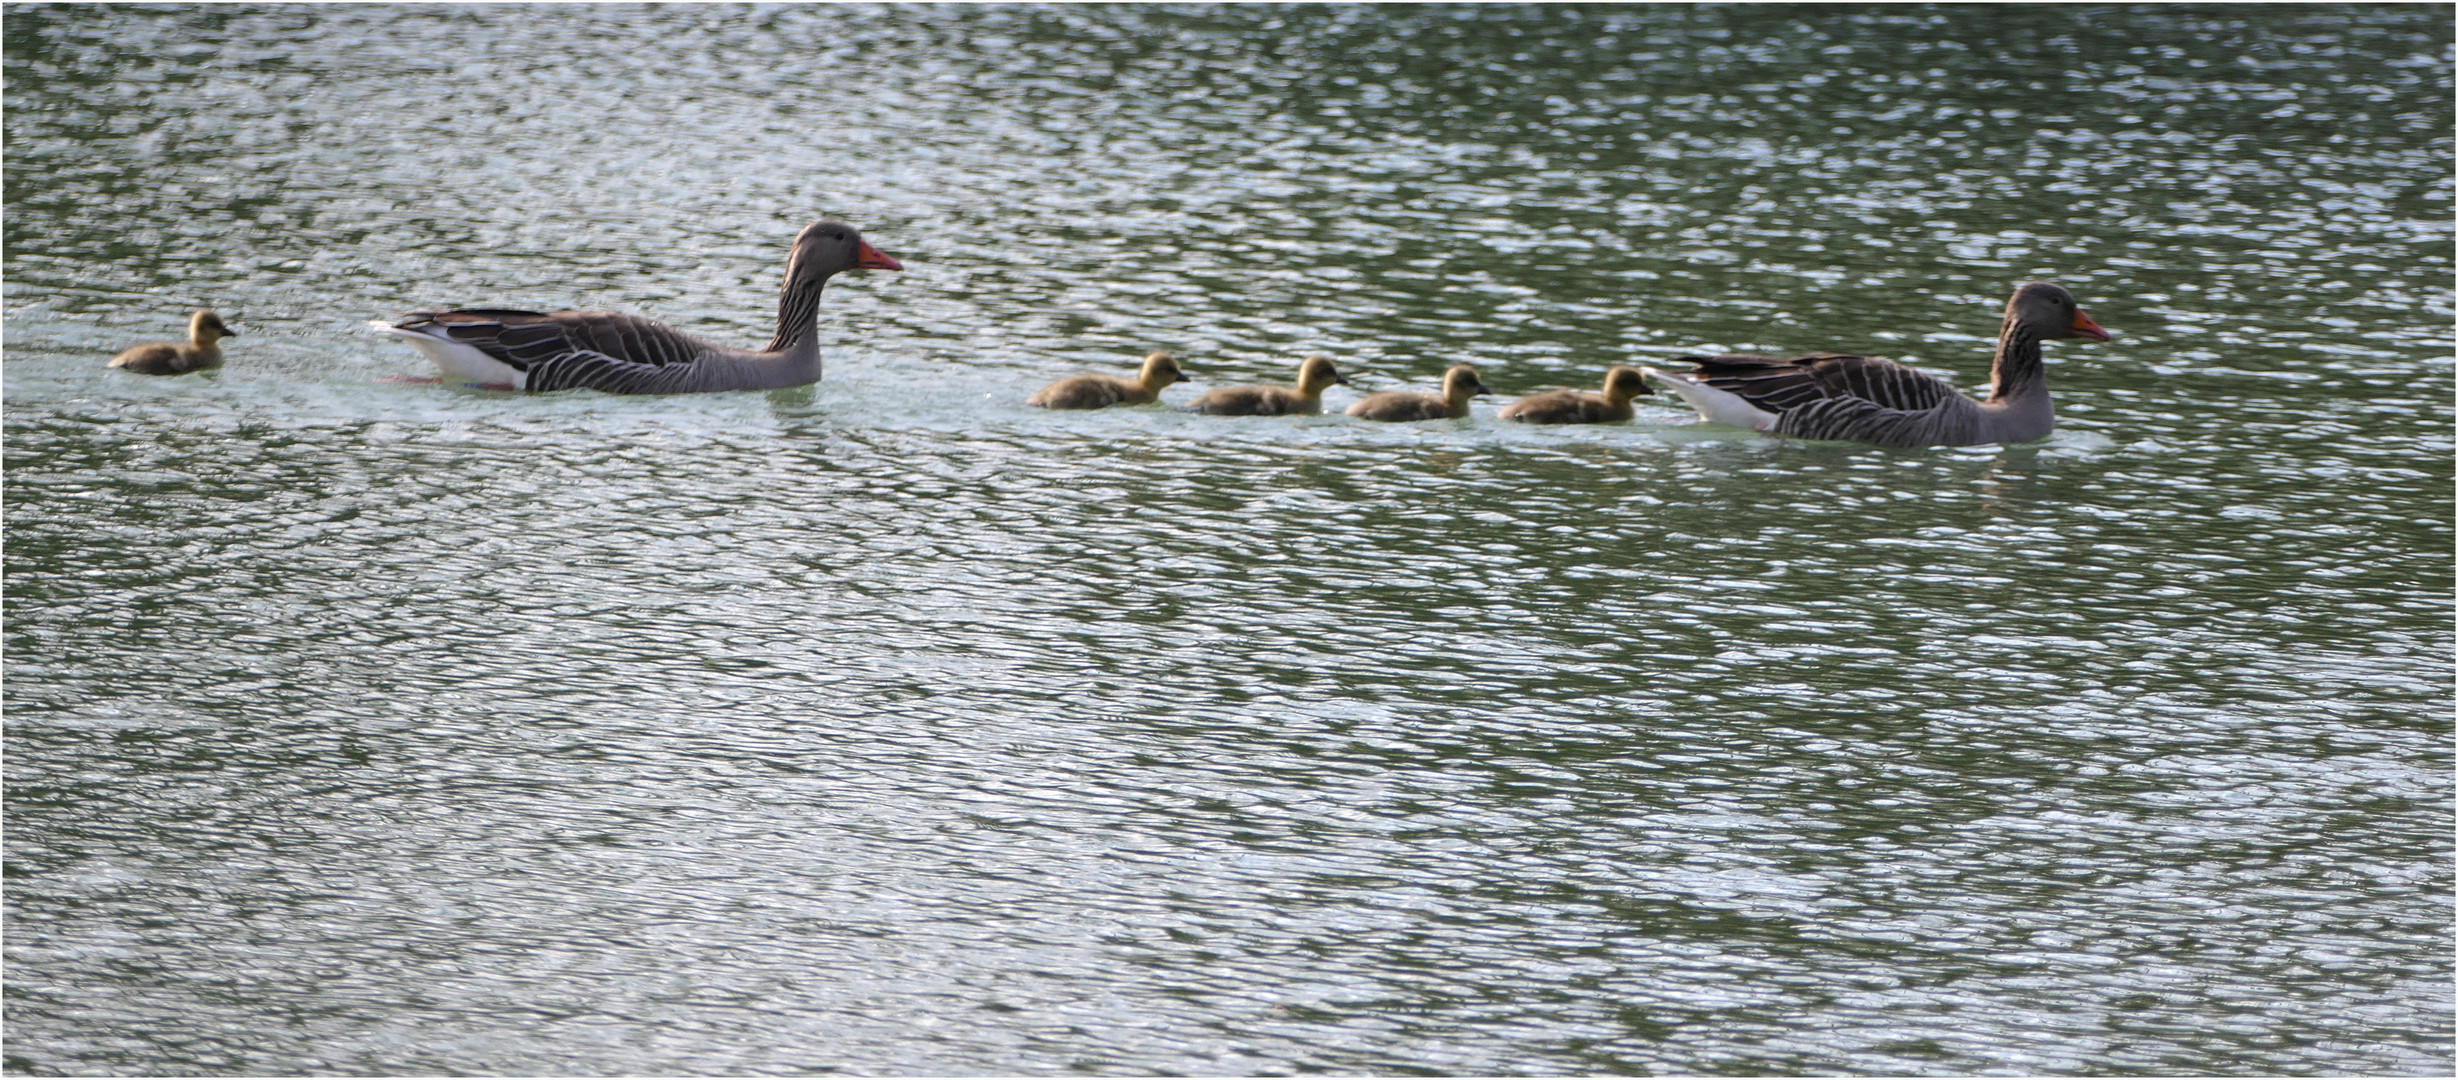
4, 4, 2451, 1075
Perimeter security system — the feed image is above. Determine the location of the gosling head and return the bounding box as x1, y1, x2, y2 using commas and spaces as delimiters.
1603, 364, 1650, 404
1139, 349, 1188, 388
1442, 363, 1492, 401
189, 309, 236, 344
2008, 282, 2108, 342
1296, 353, 1350, 394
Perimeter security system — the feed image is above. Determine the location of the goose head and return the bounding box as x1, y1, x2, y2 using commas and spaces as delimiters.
1296, 353, 1350, 394
189, 309, 235, 345
2009, 282, 2108, 341
1602, 364, 1650, 404
787, 220, 903, 283
1442, 363, 1492, 403
1139, 349, 1188, 389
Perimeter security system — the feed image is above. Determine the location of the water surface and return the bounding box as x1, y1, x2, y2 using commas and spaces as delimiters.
5, 4, 2452, 1075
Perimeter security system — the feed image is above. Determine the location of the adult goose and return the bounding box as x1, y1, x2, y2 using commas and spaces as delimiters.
1498, 365, 1651, 424
109, 309, 235, 375
1643, 282, 2109, 447
1187, 354, 1349, 416
372, 220, 900, 393
1029, 350, 1188, 409
1346, 364, 1491, 421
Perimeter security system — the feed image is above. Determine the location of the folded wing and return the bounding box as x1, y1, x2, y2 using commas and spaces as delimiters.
1683, 352, 1965, 415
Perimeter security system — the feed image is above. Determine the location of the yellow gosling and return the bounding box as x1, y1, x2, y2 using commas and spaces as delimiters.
1345, 363, 1490, 421
1498, 365, 1652, 424
1029, 350, 1188, 409
1188, 353, 1349, 416
108, 309, 235, 375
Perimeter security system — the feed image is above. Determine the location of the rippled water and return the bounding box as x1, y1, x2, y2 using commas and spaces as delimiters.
5, 4, 2452, 1075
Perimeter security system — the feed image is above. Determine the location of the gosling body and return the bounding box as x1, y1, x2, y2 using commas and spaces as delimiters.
1030, 350, 1187, 409
1188, 354, 1349, 416
1498, 365, 1651, 424
1346, 363, 1491, 421
108, 309, 234, 375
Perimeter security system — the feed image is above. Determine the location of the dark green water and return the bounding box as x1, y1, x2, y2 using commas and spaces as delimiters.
5, 4, 2451, 1075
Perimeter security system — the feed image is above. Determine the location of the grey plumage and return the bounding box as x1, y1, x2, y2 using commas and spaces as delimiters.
375, 220, 900, 394
1654, 282, 2109, 447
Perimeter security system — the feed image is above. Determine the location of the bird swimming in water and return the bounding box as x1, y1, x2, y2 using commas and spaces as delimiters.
1029, 350, 1188, 409
1186, 353, 1350, 416
1345, 363, 1491, 421
108, 309, 235, 375
1498, 365, 1651, 424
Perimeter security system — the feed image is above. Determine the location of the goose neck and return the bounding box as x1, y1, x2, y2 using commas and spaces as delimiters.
1988, 314, 2048, 403
763, 274, 827, 356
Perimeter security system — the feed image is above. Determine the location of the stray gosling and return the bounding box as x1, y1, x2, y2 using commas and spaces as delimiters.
108, 309, 235, 375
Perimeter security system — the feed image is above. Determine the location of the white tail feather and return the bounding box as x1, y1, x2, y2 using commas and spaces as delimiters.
370, 320, 527, 389
1640, 366, 1776, 432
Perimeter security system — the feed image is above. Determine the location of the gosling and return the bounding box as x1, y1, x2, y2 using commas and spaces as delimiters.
1029, 350, 1188, 409
1187, 353, 1350, 416
1345, 363, 1490, 421
1497, 365, 1653, 424
108, 309, 235, 375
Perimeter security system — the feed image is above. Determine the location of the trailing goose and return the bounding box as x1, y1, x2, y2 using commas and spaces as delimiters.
109, 309, 234, 375
1346, 363, 1491, 421
1498, 365, 1651, 424
1187, 354, 1349, 415
371, 220, 900, 393
1029, 350, 1188, 409
1643, 282, 2109, 447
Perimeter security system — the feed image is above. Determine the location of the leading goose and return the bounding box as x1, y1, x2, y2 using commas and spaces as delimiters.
1643, 282, 2109, 447
109, 309, 235, 375
372, 220, 901, 393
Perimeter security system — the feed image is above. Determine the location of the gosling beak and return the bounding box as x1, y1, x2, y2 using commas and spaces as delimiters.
856, 241, 904, 272
2070, 307, 2110, 341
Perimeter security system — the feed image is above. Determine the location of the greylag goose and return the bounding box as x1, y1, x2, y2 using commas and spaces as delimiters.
1188, 354, 1349, 415
108, 309, 234, 375
1029, 350, 1188, 409
371, 220, 900, 393
1643, 281, 2109, 447
1346, 364, 1491, 421
1498, 365, 1651, 424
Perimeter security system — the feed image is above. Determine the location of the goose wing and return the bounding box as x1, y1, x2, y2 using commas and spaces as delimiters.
1682, 352, 1966, 415
391, 308, 725, 394
394, 309, 715, 370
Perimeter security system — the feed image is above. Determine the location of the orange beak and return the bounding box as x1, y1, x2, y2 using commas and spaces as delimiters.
856, 240, 903, 272
2071, 307, 2110, 341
